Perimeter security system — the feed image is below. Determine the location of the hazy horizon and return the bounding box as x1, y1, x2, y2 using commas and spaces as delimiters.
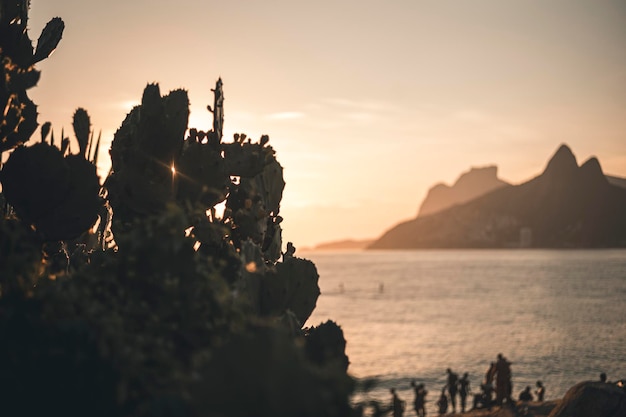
27, 0, 626, 248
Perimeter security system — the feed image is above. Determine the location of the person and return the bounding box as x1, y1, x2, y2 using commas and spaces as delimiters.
390, 388, 405, 417
481, 362, 496, 407
485, 362, 496, 385
494, 354, 513, 405
411, 380, 428, 417
535, 380, 545, 402
436, 388, 448, 415
458, 372, 471, 412
446, 368, 459, 412
600, 372, 607, 383
472, 382, 494, 410
519, 386, 533, 402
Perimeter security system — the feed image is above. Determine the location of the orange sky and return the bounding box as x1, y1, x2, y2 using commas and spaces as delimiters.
27, 0, 626, 248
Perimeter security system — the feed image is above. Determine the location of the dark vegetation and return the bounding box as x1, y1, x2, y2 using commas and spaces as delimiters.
0, 2, 355, 416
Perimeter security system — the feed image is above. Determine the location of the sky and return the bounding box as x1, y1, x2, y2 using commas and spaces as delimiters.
27, 0, 626, 248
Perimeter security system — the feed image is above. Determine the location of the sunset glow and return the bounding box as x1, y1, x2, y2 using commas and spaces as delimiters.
27, 0, 626, 248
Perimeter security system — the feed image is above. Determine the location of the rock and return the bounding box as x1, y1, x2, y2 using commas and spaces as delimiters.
452, 400, 559, 417
369, 144, 626, 249
417, 165, 509, 217
548, 381, 626, 417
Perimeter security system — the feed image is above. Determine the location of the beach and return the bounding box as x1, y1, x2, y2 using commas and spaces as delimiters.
446, 400, 559, 417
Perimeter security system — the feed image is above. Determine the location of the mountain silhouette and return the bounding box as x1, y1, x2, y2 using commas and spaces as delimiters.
418, 165, 510, 217
369, 144, 626, 249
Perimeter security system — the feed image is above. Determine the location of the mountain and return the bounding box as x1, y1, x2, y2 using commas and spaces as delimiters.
305, 239, 375, 251
607, 175, 626, 189
418, 165, 510, 217
369, 144, 626, 249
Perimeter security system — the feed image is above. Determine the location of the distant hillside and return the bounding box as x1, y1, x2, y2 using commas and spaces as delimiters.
418, 165, 510, 217
370, 144, 626, 249
308, 239, 374, 251
607, 175, 626, 189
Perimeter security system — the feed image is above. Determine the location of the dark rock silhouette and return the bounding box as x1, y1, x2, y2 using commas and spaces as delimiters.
370, 144, 626, 249
310, 239, 375, 251
548, 381, 626, 417
607, 175, 626, 189
418, 166, 510, 217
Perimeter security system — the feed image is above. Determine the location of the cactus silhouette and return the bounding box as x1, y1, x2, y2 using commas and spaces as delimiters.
0, 1, 64, 152
0, 2, 353, 416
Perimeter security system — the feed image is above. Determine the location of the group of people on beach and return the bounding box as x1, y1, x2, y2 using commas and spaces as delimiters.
389, 353, 547, 416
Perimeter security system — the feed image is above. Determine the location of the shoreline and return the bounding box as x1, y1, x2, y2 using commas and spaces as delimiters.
445, 400, 559, 417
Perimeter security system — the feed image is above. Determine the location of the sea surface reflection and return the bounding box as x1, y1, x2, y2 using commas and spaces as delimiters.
304, 249, 626, 414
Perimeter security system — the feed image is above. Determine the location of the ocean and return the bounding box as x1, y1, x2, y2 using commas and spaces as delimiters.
303, 249, 626, 415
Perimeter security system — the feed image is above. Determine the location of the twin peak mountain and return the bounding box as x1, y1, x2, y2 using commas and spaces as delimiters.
369, 144, 626, 249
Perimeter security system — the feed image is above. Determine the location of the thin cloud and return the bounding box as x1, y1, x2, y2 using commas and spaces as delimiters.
117, 100, 140, 110
322, 97, 391, 112
266, 111, 305, 120
452, 109, 491, 123
345, 112, 376, 122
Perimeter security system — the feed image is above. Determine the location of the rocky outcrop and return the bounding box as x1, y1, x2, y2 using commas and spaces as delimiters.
448, 401, 558, 417
548, 381, 626, 417
607, 175, 626, 189
369, 144, 626, 249
418, 166, 510, 217
310, 239, 374, 251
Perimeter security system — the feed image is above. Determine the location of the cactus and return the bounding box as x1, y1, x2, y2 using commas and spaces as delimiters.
0, 1, 64, 152
175, 139, 230, 208
32, 17, 64, 64
72, 108, 91, 157
0, 3, 350, 415
304, 320, 350, 372
106, 84, 189, 223
222, 139, 270, 178
259, 256, 321, 326
0, 142, 103, 241
261, 215, 283, 263
241, 157, 285, 216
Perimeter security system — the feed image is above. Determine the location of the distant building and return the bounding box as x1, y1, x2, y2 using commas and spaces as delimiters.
520, 227, 532, 248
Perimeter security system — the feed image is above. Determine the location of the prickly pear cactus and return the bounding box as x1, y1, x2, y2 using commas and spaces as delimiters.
225, 141, 285, 248
241, 157, 285, 217
260, 256, 321, 326
1, 2, 351, 414
304, 320, 350, 372
176, 138, 230, 208
222, 137, 270, 178
261, 215, 283, 263
0, 2, 64, 152
72, 108, 91, 157
0, 142, 102, 241
106, 84, 190, 223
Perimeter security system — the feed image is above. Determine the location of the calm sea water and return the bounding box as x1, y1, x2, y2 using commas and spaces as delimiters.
303, 249, 626, 415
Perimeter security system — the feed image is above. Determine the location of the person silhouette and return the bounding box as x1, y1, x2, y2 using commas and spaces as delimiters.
458, 372, 471, 412
390, 388, 405, 417
494, 354, 513, 405
411, 380, 428, 417
600, 372, 607, 383
485, 362, 496, 385
518, 386, 533, 402
535, 380, 545, 402
472, 382, 494, 410
446, 368, 459, 412
436, 388, 448, 415
480, 362, 496, 408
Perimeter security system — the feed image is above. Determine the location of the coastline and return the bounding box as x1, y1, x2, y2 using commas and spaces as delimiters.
446, 400, 559, 417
